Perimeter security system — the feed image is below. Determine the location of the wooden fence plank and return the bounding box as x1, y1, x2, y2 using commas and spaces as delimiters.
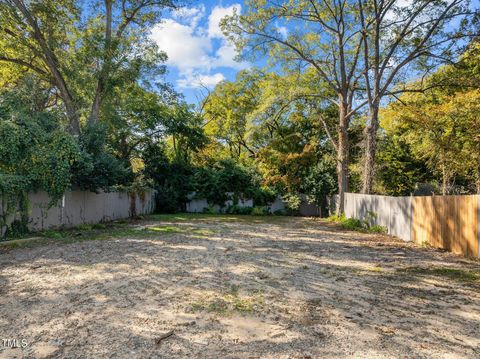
412, 195, 478, 257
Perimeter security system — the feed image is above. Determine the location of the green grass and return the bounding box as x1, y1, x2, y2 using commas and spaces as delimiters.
143, 225, 215, 237
0, 212, 290, 251
327, 213, 387, 234
0, 216, 219, 251
148, 213, 289, 223
398, 266, 480, 283
190, 288, 264, 315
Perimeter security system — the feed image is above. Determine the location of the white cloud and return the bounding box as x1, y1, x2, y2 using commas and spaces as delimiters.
276, 25, 288, 39
177, 72, 226, 89
208, 4, 241, 39
172, 4, 206, 29
150, 3, 247, 89
150, 19, 212, 72
214, 42, 248, 70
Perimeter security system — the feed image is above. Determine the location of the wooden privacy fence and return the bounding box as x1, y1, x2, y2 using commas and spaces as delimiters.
412, 195, 478, 257
341, 193, 480, 258
0, 189, 155, 234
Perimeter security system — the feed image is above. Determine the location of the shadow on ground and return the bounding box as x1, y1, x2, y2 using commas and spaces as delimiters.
0, 215, 479, 358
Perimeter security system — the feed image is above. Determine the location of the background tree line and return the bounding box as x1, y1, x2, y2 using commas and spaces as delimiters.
1, 0, 479, 222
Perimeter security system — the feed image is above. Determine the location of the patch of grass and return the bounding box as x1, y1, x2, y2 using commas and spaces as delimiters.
232, 297, 258, 312
0, 221, 196, 251
145, 225, 182, 233
399, 266, 480, 283
228, 284, 240, 296
148, 213, 234, 222
75, 224, 93, 231
190, 286, 264, 315
147, 213, 291, 224
144, 225, 215, 237
42, 230, 66, 239
192, 228, 215, 236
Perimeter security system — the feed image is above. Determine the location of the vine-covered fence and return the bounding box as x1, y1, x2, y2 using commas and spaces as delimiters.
340, 193, 480, 258
0, 189, 155, 236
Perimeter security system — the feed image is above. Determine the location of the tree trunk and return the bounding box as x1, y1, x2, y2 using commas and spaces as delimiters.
89, 0, 113, 125
476, 159, 480, 194
89, 85, 104, 125
477, 142, 480, 194
64, 99, 81, 136
441, 162, 449, 195
336, 102, 349, 214
362, 105, 379, 194
10, 0, 81, 136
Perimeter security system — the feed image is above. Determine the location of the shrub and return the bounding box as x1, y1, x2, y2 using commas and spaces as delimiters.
202, 204, 217, 214
273, 209, 285, 216
329, 212, 388, 234
282, 193, 301, 213
340, 218, 363, 230
327, 212, 345, 222
369, 224, 388, 234
251, 206, 268, 216
226, 205, 253, 215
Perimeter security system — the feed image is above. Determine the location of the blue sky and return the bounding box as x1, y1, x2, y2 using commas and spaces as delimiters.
151, 0, 480, 105
150, 0, 250, 104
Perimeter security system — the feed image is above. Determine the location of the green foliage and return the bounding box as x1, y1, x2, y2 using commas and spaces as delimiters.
0, 78, 80, 200
142, 142, 195, 213
369, 225, 388, 234
282, 193, 302, 213
71, 123, 132, 191
328, 213, 387, 233
399, 267, 480, 283
340, 218, 364, 231
251, 206, 268, 216
380, 43, 480, 194
251, 186, 277, 207
376, 135, 431, 195
226, 205, 253, 215
202, 205, 217, 214
194, 159, 259, 206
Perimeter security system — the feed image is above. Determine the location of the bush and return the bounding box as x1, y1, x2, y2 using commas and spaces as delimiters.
273, 209, 285, 216
328, 212, 388, 234
340, 218, 363, 230
327, 212, 345, 222
282, 193, 301, 213
226, 205, 253, 215
202, 204, 217, 214
369, 224, 388, 234
251, 206, 268, 216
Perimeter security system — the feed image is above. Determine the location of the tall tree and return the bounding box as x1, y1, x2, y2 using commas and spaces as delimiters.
358, 0, 478, 193
0, 0, 177, 135
382, 86, 480, 195
202, 70, 261, 158
223, 0, 367, 213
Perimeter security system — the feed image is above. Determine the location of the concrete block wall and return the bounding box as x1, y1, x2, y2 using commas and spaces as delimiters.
1, 189, 155, 232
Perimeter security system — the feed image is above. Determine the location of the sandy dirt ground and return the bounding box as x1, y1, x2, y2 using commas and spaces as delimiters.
0, 215, 479, 359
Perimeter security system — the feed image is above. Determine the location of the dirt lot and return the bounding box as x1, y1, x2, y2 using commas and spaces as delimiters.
0, 214, 479, 359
